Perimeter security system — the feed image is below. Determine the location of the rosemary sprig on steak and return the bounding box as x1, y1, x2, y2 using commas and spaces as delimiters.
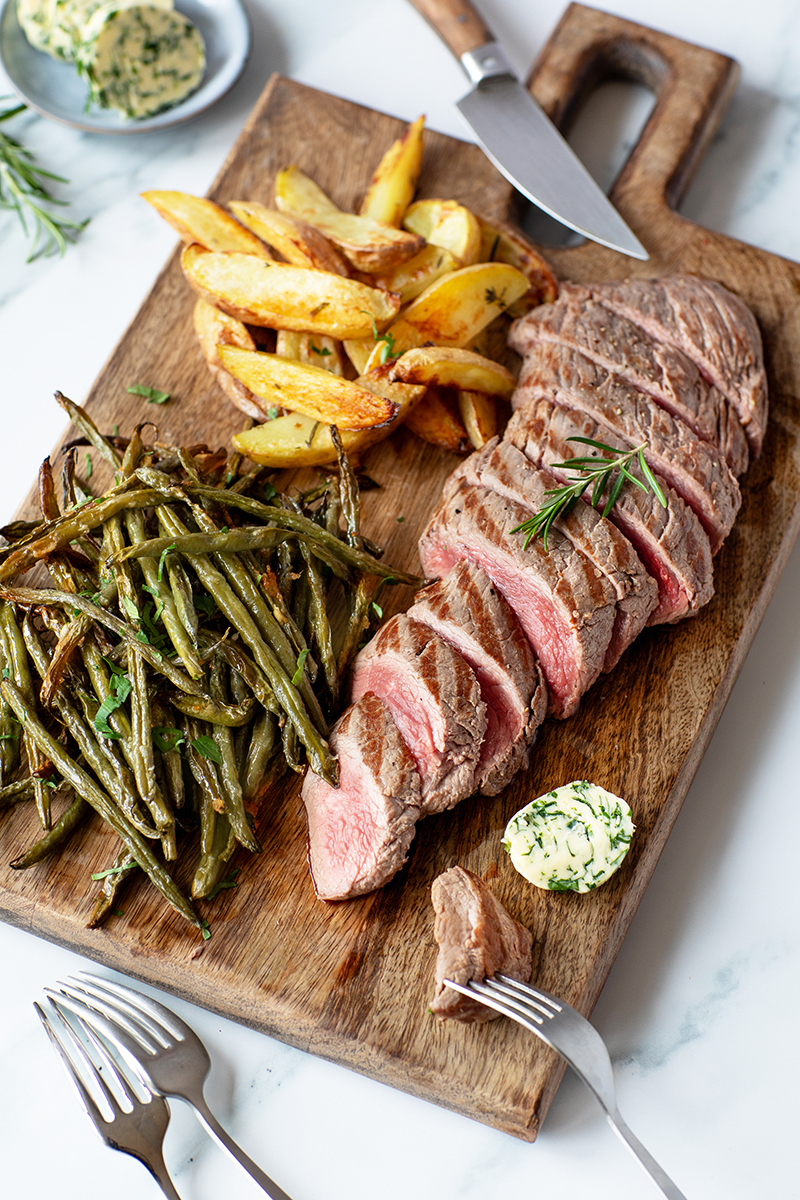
512, 436, 667, 548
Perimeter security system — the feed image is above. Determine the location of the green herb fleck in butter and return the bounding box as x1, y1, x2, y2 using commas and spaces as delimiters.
503, 780, 634, 893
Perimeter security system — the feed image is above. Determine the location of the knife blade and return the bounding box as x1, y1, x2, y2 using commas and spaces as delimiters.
408, 0, 648, 260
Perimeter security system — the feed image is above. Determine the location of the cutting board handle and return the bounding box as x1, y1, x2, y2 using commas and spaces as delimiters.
527, 3, 740, 225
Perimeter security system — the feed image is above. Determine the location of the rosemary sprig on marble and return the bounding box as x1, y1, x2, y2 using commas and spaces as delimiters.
0, 101, 87, 261
512, 436, 667, 549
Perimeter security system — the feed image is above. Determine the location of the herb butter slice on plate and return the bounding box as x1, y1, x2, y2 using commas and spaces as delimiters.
0, 0, 250, 132
503, 780, 634, 893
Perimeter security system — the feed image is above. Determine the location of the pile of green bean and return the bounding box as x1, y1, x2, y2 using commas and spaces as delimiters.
0, 395, 421, 936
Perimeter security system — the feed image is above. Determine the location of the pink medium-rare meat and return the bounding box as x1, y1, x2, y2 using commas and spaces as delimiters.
447, 439, 658, 669
349, 615, 486, 814
509, 289, 749, 476
514, 341, 741, 553
430, 865, 533, 1023
505, 399, 715, 624
560, 276, 768, 454
409, 562, 547, 796
301, 692, 422, 901
418, 480, 617, 718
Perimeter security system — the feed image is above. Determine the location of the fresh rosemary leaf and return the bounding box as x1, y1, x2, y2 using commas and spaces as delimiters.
511, 438, 666, 548
0, 101, 87, 261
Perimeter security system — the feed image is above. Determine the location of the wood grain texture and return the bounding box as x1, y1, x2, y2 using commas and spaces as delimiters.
2, 4, 800, 1140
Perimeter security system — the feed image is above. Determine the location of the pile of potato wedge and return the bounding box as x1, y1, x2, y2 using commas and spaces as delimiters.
143, 115, 558, 467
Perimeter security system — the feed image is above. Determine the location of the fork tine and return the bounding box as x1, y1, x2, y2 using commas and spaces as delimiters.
50, 983, 162, 1054
43, 987, 158, 1090
34, 1001, 116, 1135
73, 971, 187, 1040
442, 977, 548, 1032
496, 974, 563, 1014
63, 977, 171, 1049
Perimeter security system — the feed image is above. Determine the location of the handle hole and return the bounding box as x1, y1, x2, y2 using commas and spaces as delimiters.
519, 79, 655, 248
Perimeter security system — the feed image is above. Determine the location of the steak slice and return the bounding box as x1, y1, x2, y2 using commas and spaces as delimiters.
301, 692, 421, 901
560, 276, 767, 454
447, 439, 658, 669
509, 290, 749, 476
430, 865, 533, 1023
515, 341, 741, 553
418, 480, 617, 718
506, 399, 715, 624
409, 562, 547, 796
349, 615, 486, 814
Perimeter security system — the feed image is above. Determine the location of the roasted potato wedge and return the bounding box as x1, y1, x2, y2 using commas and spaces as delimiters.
403, 198, 482, 266
388, 346, 515, 399
193, 299, 269, 420
181, 245, 400, 338
477, 214, 558, 312
359, 115, 425, 227
362, 262, 530, 372
231, 377, 425, 467
218, 347, 396, 429
274, 166, 424, 273
228, 201, 350, 276
275, 330, 345, 375
373, 243, 460, 304
142, 191, 272, 258
404, 388, 471, 454
458, 389, 499, 449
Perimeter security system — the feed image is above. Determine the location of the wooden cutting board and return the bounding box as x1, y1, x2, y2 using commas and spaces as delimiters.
2, 3, 800, 1140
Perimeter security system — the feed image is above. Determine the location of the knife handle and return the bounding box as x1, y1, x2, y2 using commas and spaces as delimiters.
408, 0, 491, 58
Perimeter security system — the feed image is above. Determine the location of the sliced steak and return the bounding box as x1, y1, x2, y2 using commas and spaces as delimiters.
558, 276, 767, 454
447, 439, 658, 669
515, 341, 741, 553
301, 692, 421, 901
409, 562, 547, 796
506, 399, 715, 624
349, 615, 486, 814
418, 480, 617, 718
430, 865, 533, 1023
509, 291, 749, 476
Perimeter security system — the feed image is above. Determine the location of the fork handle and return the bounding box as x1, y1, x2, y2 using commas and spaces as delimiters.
143, 1150, 184, 1200
605, 1108, 689, 1200
186, 1089, 294, 1200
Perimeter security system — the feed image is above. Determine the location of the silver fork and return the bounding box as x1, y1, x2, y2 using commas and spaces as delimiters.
34, 998, 182, 1199
46, 972, 293, 1200
444, 974, 689, 1200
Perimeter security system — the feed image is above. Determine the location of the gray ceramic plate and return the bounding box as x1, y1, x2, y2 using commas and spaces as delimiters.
0, 0, 251, 132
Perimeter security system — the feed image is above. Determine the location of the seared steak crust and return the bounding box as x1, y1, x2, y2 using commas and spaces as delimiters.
506, 399, 715, 624
447, 439, 658, 669
563, 276, 767, 454
515, 341, 741, 553
430, 865, 533, 1023
409, 562, 547, 795
301, 692, 421, 901
509, 289, 749, 476
350, 615, 486, 814
418, 480, 617, 718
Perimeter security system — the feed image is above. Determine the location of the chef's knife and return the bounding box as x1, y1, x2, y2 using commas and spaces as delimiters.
408, 0, 648, 260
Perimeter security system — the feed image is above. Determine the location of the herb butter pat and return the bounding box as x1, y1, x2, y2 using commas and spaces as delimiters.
503, 780, 634, 893
17, 0, 205, 119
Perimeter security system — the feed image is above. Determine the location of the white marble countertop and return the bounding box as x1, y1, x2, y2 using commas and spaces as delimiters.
2, 2, 800, 1197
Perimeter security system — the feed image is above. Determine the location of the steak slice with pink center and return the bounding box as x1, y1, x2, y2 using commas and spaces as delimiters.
430, 865, 533, 1023
514, 341, 741, 553
418, 480, 617, 718
301, 692, 421, 901
505, 399, 715, 625
446, 439, 658, 669
349, 615, 486, 814
563, 276, 767, 454
509, 287, 749, 476
409, 562, 547, 796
